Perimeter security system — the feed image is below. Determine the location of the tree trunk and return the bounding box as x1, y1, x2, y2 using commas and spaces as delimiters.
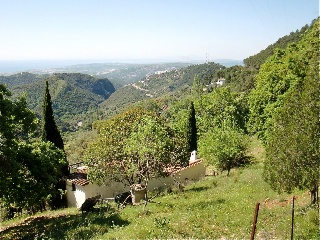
310, 181, 318, 205
227, 167, 231, 176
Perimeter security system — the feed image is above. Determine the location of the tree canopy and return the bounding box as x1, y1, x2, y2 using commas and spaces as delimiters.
248, 19, 319, 142
0, 84, 67, 209
199, 125, 248, 176
251, 18, 320, 202
187, 101, 197, 152
85, 107, 187, 186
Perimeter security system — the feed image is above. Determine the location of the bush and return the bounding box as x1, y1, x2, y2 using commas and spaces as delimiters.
199, 125, 248, 176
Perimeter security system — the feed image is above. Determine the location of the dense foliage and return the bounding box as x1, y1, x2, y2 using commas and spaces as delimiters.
248, 19, 319, 142
0, 72, 43, 88
199, 125, 248, 175
85, 107, 188, 186
1, 73, 115, 131
42, 81, 64, 151
0, 84, 67, 210
186, 102, 197, 152
260, 19, 320, 202
218, 65, 257, 93
196, 87, 248, 135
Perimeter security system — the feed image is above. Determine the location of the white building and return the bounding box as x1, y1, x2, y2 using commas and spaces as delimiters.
66, 156, 206, 208
216, 78, 225, 86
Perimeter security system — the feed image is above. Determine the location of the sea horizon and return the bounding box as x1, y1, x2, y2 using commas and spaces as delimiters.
0, 58, 243, 74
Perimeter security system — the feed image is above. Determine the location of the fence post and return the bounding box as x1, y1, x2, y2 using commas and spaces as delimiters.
250, 202, 260, 240
291, 196, 295, 240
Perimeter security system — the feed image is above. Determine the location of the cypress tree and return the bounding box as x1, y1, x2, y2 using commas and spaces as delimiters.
42, 80, 64, 150
42, 80, 69, 209
187, 101, 197, 152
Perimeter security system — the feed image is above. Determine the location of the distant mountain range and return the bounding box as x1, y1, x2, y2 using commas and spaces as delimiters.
0, 62, 227, 131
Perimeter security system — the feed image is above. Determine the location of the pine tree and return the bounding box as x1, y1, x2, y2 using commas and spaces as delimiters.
187, 101, 197, 152
42, 80, 64, 150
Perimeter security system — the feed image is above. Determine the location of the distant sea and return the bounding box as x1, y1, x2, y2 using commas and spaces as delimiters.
0, 60, 97, 74
0, 59, 163, 74
0, 59, 244, 74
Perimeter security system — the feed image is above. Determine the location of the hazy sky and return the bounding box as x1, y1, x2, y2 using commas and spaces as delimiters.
0, 0, 318, 62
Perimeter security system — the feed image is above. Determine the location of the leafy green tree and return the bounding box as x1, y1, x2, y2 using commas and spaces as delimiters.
198, 125, 248, 176
0, 84, 38, 201
250, 19, 320, 204
263, 22, 320, 203
85, 107, 187, 186
124, 116, 179, 185
0, 84, 67, 210
6, 141, 66, 210
248, 19, 319, 142
42, 80, 64, 151
0, 85, 38, 147
197, 87, 248, 135
264, 76, 319, 203
187, 101, 197, 152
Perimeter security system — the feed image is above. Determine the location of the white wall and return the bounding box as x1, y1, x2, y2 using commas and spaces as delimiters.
67, 161, 206, 208
66, 183, 87, 208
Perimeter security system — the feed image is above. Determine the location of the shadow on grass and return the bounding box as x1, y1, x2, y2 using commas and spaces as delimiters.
185, 186, 210, 193
0, 206, 129, 240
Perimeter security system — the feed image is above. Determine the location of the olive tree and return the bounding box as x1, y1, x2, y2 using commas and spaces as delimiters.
85, 107, 187, 186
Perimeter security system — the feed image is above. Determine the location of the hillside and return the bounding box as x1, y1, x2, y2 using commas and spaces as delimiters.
0, 72, 44, 88
3, 73, 115, 131
28, 62, 191, 89
99, 62, 225, 118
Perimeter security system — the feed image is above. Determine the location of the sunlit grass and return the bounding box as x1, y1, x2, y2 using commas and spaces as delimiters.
94, 165, 318, 239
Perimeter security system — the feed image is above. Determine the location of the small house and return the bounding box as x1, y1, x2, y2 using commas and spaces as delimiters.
66, 154, 206, 208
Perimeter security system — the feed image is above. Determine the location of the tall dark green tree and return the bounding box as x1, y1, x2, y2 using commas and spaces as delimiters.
42, 80, 69, 209
42, 80, 64, 151
187, 101, 197, 152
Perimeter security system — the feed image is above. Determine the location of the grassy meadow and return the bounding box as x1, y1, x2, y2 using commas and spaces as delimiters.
0, 139, 319, 239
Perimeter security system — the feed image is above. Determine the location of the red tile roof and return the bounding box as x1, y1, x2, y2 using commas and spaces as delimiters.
67, 170, 90, 186
170, 159, 203, 174
67, 159, 203, 186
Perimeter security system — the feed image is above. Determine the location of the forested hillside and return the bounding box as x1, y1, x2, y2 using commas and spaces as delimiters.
62, 17, 316, 157
99, 62, 225, 119
0, 72, 44, 88
2, 73, 115, 131
30, 62, 191, 89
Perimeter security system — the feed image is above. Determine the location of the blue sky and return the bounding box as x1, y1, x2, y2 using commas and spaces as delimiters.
0, 0, 318, 62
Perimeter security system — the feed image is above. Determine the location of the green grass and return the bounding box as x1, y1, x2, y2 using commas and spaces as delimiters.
1, 138, 319, 239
